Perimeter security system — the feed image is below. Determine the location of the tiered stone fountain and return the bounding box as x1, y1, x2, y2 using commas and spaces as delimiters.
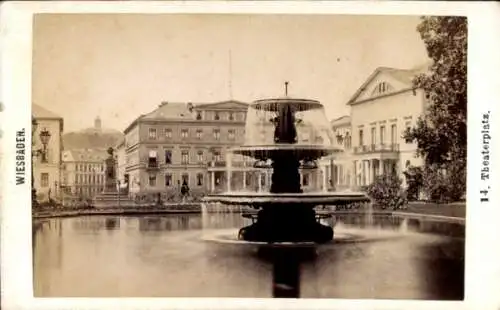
202, 84, 370, 297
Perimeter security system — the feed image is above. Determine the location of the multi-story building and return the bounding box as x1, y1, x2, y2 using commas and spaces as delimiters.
325, 65, 428, 189
33, 104, 64, 203
325, 115, 353, 190
122, 100, 253, 197
61, 148, 108, 200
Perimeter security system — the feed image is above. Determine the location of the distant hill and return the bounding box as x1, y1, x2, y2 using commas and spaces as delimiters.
63, 128, 123, 151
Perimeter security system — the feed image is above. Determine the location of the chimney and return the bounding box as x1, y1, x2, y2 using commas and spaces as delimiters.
94, 116, 102, 130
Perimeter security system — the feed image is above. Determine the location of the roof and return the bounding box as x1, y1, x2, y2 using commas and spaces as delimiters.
142, 101, 196, 121
195, 100, 249, 109
330, 115, 351, 127
62, 148, 109, 163
123, 99, 249, 134
346, 64, 430, 105
33, 104, 63, 119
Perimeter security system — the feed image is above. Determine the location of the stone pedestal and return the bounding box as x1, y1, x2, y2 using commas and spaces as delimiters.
92, 147, 135, 208
93, 191, 135, 208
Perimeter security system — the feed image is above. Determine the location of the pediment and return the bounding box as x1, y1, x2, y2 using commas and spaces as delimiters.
196, 100, 249, 111
348, 67, 417, 105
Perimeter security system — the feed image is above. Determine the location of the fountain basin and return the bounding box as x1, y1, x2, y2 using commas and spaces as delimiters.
202, 191, 371, 208
232, 144, 341, 161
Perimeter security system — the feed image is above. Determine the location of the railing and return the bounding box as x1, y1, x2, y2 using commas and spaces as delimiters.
209, 160, 255, 168
146, 161, 160, 169
354, 143, 399, 154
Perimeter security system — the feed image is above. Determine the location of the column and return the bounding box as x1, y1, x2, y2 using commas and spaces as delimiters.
353, 161, 357, 187
368, 159, 374, 184
242, 171, 247, 190
322, 165, 327, 192
211, 171, 215, 193
258, 173, 263, 192
226, 152, 232, 192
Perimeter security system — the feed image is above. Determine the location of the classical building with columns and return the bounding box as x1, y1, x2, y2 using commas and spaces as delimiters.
323, 115, 353, 190
329, 65, 428, 188
122, 100, 252, 198
120, 99, 330, 198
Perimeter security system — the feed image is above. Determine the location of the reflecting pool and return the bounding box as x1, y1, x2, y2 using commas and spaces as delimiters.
33, 213, 464, 299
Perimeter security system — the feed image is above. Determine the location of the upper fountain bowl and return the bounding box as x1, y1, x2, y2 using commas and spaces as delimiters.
235, 97, 341, 161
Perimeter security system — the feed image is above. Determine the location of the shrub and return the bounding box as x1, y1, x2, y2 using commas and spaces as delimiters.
403, 166, 424, 201
422, 163, 465, 203
366, 174, 408, 210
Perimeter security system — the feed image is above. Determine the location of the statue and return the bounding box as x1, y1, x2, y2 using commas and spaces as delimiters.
180, 179, 190, 202
104, 147, 117, 192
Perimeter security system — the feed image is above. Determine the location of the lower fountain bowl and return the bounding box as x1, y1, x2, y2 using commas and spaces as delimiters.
202, 191, 371, 208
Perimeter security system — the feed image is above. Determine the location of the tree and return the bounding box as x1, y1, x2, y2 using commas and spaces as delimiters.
404, 16, 467, 199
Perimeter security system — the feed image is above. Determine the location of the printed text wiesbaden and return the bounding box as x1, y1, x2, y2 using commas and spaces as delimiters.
15, 128, 26, 185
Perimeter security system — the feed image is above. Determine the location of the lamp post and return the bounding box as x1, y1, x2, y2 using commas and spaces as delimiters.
32, 117, 38, 207
32, 117, 52, 207
39, 127, 51, 163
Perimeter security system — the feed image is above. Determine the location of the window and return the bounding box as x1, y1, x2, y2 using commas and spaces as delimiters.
197, 150, 204, 163
197, 173, 204, 186
371, 127, 376, 145
405, 121, 412, 143
164, 150, 172, 164
345, 132, 351, 149
149, 175, 156, 187
182, 173, 189, 185
228, 129, 235, 141
41, 173, 49, 187
165, 128, 172, 138
213, 129, 220, 140
181, 129, 189, 139
380, 126, 386, 145
391, 124, 397, 145
358, 129, 364, 146
149, 128, 157, 140
214, 112, 220, 120
302, 173, 309, 186
148, 150, 158, 168
165, 174, 172, 186
260, 174, 266, 186
196, 111, 203, 120
196, 129, 203, 140
229, 112, 234, 121
181, 150, 189, 164
213, 150, 221, 162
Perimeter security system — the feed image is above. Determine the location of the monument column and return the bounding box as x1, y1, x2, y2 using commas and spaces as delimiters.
104, 147, 117, 193
242, 171, 247, 190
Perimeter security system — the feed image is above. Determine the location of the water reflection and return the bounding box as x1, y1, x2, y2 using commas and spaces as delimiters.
33, 213, 464, 299
138, 214, 202, 232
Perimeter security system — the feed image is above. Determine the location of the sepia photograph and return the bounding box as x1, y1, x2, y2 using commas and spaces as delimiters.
29, 12, 467, 300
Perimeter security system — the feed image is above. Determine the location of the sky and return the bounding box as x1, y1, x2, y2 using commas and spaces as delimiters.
32, 14, 429, 132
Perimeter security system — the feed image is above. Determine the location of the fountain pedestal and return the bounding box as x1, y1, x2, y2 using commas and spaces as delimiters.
239, 205, 333, 243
